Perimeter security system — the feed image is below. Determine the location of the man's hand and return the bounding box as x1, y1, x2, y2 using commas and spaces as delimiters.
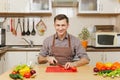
47, 56, 58, 64
64, 62, 76, 69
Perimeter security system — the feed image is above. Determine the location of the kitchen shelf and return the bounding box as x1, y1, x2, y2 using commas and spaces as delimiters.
0, 12, 52, 17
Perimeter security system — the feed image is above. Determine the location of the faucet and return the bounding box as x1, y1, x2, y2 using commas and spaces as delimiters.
22, 38, 34, 47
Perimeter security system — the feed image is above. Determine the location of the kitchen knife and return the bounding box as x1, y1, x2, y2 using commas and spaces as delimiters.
53, 60, 64, 68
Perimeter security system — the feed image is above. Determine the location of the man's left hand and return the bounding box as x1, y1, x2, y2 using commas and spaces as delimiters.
64, 62, 76, 69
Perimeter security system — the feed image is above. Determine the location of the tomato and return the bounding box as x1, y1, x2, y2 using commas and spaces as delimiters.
70, 67, 77, 72
24, 72, 31, 78
111, 66, 116, 71
101, 66, 106, 71
11, 71, 17, 74
106, 67, 111, 70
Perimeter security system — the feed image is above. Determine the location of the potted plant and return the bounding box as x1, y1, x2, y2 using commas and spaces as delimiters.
78, 27, 90, 49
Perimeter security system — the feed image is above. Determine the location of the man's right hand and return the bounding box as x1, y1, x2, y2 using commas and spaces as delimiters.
46, 56, 58, 64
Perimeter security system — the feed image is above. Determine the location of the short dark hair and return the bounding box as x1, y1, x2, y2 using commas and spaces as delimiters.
54, 14, 69, 23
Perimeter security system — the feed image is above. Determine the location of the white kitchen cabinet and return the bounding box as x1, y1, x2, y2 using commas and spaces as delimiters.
8, 0, 30, 12
0, 54, 5, 74
5, 0, 52, 13
78, 0, 120, 14
0, 0, 9, 12
0, 57, 2, 74
104, 52, 120, 62
3, 51, 40, 72
30, 0, 52, 13
27, 51, 39, 65
87, 51, 120, 66
87, 52, 103, 66
99, 0, 120, 13
78, 0, 99, 13
3, 51, 27, 72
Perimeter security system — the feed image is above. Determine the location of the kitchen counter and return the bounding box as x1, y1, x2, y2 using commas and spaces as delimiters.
0, 64, 120, 80
1, 46, 120, 52
87, 46, 120, 52
0, 45, 41, 52
0, 46, 8, 54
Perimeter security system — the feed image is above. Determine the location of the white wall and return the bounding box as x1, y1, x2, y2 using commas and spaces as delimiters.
5, 8, 119, 45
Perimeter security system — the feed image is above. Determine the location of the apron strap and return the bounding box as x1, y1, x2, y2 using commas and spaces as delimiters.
52, 34, 71, 48
52, 34, 56, 47
68, 35, 71, 48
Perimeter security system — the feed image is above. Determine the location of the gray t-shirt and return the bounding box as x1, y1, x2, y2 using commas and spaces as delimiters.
40, 33, 90, 61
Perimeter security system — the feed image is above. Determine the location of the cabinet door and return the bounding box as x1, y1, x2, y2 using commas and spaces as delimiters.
78, 0, 99, 13
4, 52, 27, 72
0, 54, 4, 74
27, 51, 39, 65
87, 52, 103, 66
0, 0, 9, 12
9, 0, 30, 12
99, 0, 119, 13
105, 52, 120, 62
30, 0, 52, 13
0, 57, 2, 74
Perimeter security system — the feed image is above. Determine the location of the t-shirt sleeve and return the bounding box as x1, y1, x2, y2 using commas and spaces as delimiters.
73, 38, 90, 61
39, 39, 49, 57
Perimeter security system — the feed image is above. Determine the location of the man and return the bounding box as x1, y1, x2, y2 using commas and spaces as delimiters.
38, 14, 90, 69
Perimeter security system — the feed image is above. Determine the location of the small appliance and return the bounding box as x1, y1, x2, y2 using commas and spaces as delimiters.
0, 28, 6, 47
91, 32, 120, 47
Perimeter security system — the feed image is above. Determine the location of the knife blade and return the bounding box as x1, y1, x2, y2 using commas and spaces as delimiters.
56, 63, 64, 68
53, 60, 64, 68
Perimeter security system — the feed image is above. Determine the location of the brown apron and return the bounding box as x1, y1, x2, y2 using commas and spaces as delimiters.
51, 35, 73, 65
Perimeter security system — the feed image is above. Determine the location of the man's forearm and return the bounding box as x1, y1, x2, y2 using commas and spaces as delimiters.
38, 55, 48, 64
73, 58, 89, 67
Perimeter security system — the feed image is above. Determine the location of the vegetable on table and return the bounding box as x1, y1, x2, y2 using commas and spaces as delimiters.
93, 62, 120, 78
9, 64, 37, 79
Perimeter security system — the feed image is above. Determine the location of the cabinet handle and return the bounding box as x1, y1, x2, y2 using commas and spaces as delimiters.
101, 4, 103, 11
36, 55, 39, 57
101, 54, 104, 62
105, 54, 107, 62
98, 0, 101, 12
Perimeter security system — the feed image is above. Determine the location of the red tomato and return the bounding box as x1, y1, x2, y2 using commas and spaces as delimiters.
106, 67, 111, 70
111, 66, 116, 71
11, 71, 17, 74
101, 66, 106, 71
70, 67, 77, 72
24, 72, 31, 78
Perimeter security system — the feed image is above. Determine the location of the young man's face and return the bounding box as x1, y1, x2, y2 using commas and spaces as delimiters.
54, 19, 69, 36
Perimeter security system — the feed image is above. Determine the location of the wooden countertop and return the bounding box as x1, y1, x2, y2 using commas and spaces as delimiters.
0, 64, 120, 80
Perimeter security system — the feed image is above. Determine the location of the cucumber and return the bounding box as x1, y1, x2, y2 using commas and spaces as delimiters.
9, 74, 23, 80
